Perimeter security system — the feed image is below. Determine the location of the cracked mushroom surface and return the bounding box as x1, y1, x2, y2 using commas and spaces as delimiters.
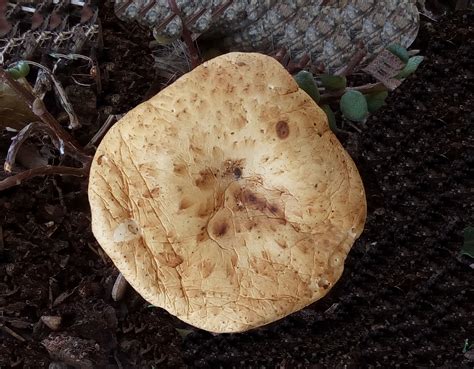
88, 52, 366, 333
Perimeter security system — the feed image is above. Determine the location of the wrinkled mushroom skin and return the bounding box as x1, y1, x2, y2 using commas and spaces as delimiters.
88, 53, 366, 333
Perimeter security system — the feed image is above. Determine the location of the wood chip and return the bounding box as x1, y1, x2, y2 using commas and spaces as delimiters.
111, 272, 128, 301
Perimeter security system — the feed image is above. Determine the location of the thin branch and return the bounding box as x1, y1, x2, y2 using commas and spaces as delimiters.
4, 121, 63, 173
50, 51, 101, 93
49, 52, 93, 64
0, 165, 88, 191
0, 323, 26, 342
319, 82, 387, 102
84, 114, 119, 151
287, 54, 310, 74
0, 67, 91, 165
33, 68, 52, 99
339, 47, 367, 76
20, 61, 81, 129
168, 0, 201, 69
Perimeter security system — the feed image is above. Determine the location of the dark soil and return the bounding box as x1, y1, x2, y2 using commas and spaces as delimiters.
1, 7, 473, 369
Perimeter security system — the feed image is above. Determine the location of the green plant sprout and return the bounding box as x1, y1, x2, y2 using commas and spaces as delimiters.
463, 338, 473, 353
293, 44, 424, 130
5, 61, 30, 80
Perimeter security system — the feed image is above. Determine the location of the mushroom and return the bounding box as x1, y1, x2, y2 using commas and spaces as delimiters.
88, 52, 366, 333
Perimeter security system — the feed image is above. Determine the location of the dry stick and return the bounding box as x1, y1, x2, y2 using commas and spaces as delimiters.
33, 68, 52, 99
319, 82, 387, 103
287, 54, 310, 74
50, 52, 101, 93
338, 47, 368, 77
4, 121, 63, 173
0, 323, 26, 342
84, 114, 119, 151
0, 68, 90, 165
168, 0, 201, 69
21, 60, 81, 129
0, 166, 87, 191
271, 48, 290, 69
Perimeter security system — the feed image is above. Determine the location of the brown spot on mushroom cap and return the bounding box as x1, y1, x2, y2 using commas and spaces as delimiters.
173, 163, 187, 175
195, 169, 215, 189
179, 198, 193, 210
201, 260, 215, 278
276, 120, 290, 139
197, 199, 214, 218
157, 251, 183, 268
268, 204, 279, 214
196, 231, 209, 242
233, 167, 242, 179
212, 221, 228, 237
143, 187, 160, 199
240, 190, 267, 211
88, 52, 366, 334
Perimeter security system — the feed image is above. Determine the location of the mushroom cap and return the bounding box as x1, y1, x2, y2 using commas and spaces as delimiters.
88, 52, 366, 333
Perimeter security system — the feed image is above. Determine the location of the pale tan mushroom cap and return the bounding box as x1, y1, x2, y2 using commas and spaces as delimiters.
88, 52, 366, 333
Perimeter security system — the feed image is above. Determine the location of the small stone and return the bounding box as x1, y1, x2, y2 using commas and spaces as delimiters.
41, 316, 62, 331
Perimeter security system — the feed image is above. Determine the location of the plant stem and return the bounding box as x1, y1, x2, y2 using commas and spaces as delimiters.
4, 121, 62, 173
0, 165, 88, 191
168, 0, 201, 69
22, 60, 80, 129
319, 82, 387, 103
0, 67, 91, 165
85, 114, 119, 151
339, 47, 367, 76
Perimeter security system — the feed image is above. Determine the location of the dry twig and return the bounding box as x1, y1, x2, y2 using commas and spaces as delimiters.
0, 67, 90, 164
168, 0, 201, 69
0, 166, 88, 191
20, 60, 81, 129
0, 66, 93, 191
319, 82, 387, 103
338, 46, 368, 76
85, 114, 119, 151
4, 121, 62, 173
0, 323, 26, 342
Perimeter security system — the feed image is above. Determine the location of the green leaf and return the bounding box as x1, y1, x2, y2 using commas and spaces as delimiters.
293, 70, 320, 103
387, 44, 409, 63
5, 67, 22, 79
5, 61, 30, 80
365, 90, 389, 113
461, 226, 474, 258
340, 90, 368, 122
321, 104, 337, 132
396, 56, 424, 79
320, 74, 347, 91
15, 61, 30, 77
